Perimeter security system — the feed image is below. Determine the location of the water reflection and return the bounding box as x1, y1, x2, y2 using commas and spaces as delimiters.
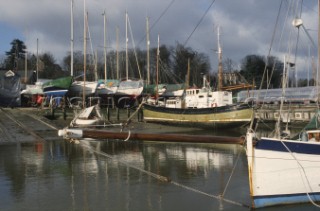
0, 126, 316, 211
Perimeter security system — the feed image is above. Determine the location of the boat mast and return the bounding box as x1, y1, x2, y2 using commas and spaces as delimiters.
146, 16, 150, 85
103, 10, 107, 83
156, 34, 160, 101
125, 11, 129, 81
36, 38, 39, 81
116, 26, 119, 80
217, 26, 223, 91
83, 1, 87, 108
70, 0, 74, 77
24, 50, 27, 83
318, 0, 320, 102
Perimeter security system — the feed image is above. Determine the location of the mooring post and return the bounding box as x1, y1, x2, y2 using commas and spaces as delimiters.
117, 108, 120, 120
138, 107, 143, 122
127, 108, 130, 118
106, 107, 110, 120
63, 96, 67, 120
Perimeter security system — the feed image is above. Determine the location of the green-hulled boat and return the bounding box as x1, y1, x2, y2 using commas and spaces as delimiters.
43, 75, 73, 97
143, 103, 253, 128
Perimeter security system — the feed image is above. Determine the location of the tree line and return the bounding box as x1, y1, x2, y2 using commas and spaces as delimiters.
1, 38, 311, 89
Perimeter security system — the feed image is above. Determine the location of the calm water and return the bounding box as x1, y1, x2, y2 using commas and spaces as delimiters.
0, 126, 319, 211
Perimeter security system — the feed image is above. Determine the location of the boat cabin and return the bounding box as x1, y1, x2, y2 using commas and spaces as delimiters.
185, 87, 232, 108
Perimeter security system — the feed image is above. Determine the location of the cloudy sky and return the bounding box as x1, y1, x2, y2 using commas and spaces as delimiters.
0, 0, 318, 78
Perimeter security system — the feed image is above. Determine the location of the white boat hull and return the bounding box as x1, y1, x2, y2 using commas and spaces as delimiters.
246, 133, 320, 208
69, 81, 98, 96
73, 118, 99, 126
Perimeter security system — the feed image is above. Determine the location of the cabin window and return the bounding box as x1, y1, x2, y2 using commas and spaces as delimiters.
308, 133, 320, 142
295, 113, 302, 119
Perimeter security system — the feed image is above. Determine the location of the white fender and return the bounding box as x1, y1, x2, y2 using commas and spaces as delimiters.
58, 128, 83, 139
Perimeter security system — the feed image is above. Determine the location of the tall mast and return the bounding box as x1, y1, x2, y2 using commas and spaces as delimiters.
146, 16, 150, 85
116, 26, 119, 80
156, 34, 160, 100
125, 11, 128, 80
24, 50, 27, 83
217, 26, 223, 91
36, 38, 39, 81
318, 0, 320, 97
70, 0, 74, 76
103, 10, 107, 83
83, 1, 87, 107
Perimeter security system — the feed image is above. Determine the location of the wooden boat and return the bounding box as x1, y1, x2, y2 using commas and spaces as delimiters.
143, 72, 253, 127
143, 102, 253, 127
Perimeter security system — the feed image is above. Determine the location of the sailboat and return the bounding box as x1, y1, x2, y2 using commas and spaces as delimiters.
245, 2, 320, 208
113, 11, 144, 109
70, 2, 103, 127
96, 11, 119, 99
68, 1, 98, 98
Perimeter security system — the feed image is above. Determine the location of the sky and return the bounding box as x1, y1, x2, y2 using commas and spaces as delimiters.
0, 0, 318, 79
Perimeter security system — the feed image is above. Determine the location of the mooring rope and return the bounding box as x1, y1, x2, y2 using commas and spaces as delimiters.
123, 101, 144, 127
78, 139, 250, 209
170, 181, 249, 208
221, 147, 242, 198
279, 140, 320, 208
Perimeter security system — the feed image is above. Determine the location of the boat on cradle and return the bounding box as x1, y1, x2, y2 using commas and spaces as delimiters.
68, 80, 98, 97
96, 79, 119, 96
246, 110, 320, 208
0, 70, 21, 107
42, 76, 73, 106
96, 79, 119, 106
113, 79, 144, 108
42, 76, 73, 97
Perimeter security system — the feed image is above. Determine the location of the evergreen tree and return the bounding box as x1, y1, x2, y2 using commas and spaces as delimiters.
5, 39, 27, 70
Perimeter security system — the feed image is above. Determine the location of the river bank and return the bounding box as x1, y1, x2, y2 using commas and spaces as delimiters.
0, 107, 247, 145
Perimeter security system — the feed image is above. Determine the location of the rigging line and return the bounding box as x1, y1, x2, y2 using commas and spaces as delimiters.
221, 147, 242, 198
127, 15, 142, 79
122, 101, 144, 128
279, 139, 320, 208
138, 0, 176, 46
170, 181, 250, 208
258, 0, 284, 97
86, 13, 96, 66
253, 0, 284, 131
183, 0, 216, 46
